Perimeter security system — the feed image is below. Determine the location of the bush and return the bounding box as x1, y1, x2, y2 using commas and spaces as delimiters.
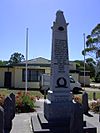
16, 91, 36, 113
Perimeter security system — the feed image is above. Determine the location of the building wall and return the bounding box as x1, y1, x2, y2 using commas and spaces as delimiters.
0, 61, 90, 88
79, 76, 90, 86
70, 73, 79, 82
69, 62, 76, 70
79, 71, 90, 86
0, 68, 5, 87
14, 66, 50, 89
0, 67, 14, 88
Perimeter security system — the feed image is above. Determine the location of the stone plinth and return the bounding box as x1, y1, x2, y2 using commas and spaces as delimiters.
31, 102, 97, 133
44, 99, 72, 121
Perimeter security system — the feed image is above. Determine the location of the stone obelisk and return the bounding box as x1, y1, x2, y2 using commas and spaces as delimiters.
44, 10, 72, 121
31, 10, 96, 133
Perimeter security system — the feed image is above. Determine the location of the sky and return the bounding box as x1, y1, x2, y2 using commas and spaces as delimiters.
0, 0, 100, 61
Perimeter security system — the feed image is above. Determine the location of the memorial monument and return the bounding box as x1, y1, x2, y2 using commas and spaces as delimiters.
44, 10, 72, 121
31, 10, 97, 133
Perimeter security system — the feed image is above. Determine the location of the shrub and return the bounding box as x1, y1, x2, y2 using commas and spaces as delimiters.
16, 91, 36, 113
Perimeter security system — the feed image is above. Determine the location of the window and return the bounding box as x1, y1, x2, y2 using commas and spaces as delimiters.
22, 69, 45, 82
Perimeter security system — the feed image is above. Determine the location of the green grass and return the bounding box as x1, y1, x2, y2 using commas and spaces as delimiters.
0, 88, 100, 100
75, 91, 100, 101
87, 91, 100, 100
0, 88, 43, 98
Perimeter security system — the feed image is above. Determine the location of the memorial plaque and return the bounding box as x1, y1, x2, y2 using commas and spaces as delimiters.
54, 39, 68, 73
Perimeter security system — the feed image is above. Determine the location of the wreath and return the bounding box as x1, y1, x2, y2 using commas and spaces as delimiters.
56, 77, 67, 87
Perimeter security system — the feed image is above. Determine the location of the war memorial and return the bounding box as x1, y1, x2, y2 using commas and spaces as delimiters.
31, 10, 97, 133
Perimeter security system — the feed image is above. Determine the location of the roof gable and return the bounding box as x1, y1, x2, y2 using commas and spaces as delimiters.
18, 57, 51, 65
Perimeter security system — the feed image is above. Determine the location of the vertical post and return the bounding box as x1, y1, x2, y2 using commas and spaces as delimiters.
99, 107, 100, 122
25, 28, 29, 93
83, 33, 86, 89
93, 92, 96, 100
82, 91, 89, 115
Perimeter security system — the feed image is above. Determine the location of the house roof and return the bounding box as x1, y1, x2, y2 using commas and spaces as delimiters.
20, 57, 51, 64
15, 57, 51, 67
0, 57, 76, 69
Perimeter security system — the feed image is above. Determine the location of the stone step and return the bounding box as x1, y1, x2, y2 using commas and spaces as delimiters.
31, 114, 50, 133
37, 113, 69, 128
31, 113, 69, 133
83, 122, 97, 133
31, 113, 97, 133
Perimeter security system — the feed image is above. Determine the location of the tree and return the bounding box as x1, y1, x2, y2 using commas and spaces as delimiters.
74, 59, 95, 79
82, 24, 100, 80
9, 52, 25, 64
0, 60, 8, 66
74, 60, 84, 70
85, 58, 96, 79
82, 23, 100, 59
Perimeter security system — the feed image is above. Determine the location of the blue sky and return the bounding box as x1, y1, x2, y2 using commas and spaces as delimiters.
0, 0, 100, 61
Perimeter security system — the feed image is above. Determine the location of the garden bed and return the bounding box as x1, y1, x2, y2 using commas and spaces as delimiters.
0, 89, 43, 113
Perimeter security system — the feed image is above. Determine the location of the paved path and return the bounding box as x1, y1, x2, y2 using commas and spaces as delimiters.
10, 99, 43, 133
11, 99, 100, 133
84, 112, 100, 133
11, 113, 33, 133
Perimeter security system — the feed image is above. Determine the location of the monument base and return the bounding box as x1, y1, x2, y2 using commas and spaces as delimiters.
44, 99, 72, 121
31, 113, 97, 133
31, 113, 70, 133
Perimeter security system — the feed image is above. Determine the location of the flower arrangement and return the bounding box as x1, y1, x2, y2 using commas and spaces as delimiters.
16, 91, 36, 113
89, 99, 100, 113
73, 95, 82, 104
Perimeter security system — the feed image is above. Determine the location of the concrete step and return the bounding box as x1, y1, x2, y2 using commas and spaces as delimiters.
31, 113, 50, 133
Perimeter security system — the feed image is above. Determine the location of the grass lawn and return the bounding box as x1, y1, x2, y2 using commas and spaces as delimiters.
74, 91, 100, 101
0, 88, 44, 98
87, 91, 100, 100
0, 88, 100, 100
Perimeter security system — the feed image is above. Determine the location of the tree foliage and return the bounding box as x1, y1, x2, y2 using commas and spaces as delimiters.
82, 24, 100, 80
74, 59, 95, 78
0, 60, 8, 66
9, 52, 25, 65
82, 23, 100, 60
